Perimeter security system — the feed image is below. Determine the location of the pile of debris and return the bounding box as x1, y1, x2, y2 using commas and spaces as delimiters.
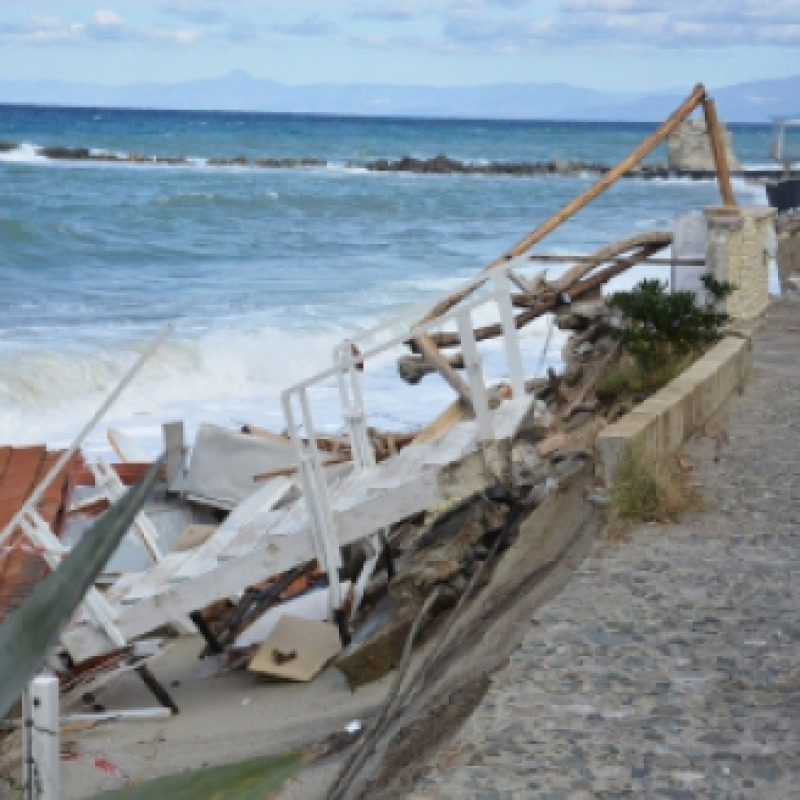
1, 84, 742, 746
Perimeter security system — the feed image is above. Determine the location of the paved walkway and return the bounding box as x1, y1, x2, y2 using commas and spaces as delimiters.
415, 295, 800, 799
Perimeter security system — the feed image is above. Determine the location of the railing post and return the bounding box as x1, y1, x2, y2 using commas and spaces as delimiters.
282, 389, 343, 620
24, 673, 60, 800
493, 270, 527, 399
335, 342, 375, 469
335, 342, 387, 623
457, 311, 494, 442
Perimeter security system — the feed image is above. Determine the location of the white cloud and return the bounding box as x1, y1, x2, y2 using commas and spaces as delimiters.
0, 9, 207, 46
94, 10, 125, 27
435, 0, 800, 50
3, 0, 800, 54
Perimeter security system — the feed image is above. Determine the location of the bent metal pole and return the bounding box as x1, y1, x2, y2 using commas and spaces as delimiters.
0, 323, 174, 548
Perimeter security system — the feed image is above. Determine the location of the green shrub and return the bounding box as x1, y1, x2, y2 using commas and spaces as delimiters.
608, 274, 734, 373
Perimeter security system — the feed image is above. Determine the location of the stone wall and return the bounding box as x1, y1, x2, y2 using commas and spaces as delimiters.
705, 206, 775, 320
668, 118, 741, 172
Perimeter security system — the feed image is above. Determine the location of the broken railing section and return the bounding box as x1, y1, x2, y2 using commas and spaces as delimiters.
279, 278, 533, 645
405, 83, 737, 395
275, 84, 739, 649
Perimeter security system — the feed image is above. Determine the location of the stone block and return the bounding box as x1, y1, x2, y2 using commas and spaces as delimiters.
706, 206, 775, 320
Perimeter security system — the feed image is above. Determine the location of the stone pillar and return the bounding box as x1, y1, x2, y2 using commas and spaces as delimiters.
668, 118, 741, 172
705, 207, 775, 320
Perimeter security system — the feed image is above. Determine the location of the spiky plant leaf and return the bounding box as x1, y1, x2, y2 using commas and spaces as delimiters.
0, 457, 163, 718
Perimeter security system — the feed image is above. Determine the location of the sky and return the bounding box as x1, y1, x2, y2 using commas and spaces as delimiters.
0, 1, 799, 91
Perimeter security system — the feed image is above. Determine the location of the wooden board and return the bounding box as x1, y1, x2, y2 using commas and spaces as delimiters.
172, 524, 218, 553
248, 615, 341, 682
107, 428, 149, 463
411, 399, 472, 445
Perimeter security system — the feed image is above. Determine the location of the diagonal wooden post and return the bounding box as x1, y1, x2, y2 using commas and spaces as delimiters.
420, 83, 708, 326
413, 84, 708, 397
702, 96, 737, 207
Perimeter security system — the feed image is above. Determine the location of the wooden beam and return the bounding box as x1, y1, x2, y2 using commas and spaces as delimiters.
412, 332, 473, 405
418, 83, 708, 325
426, 242, 667, 348
526, 255, 703, 267
702, 96, 737, 207
549, 230, 672, 293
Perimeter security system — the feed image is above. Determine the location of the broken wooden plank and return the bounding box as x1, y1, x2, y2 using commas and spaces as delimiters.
411, 399, 473, 446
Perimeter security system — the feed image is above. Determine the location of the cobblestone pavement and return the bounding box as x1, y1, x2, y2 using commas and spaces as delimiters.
414, 296, 800, 799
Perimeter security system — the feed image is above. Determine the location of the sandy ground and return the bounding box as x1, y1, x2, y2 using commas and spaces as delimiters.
59, 634, 391, 799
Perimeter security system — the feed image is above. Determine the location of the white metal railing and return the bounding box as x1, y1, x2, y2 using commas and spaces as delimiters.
280, 262, 534, 616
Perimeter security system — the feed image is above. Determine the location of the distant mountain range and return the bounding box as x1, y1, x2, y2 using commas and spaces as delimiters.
0, 71, 797, 123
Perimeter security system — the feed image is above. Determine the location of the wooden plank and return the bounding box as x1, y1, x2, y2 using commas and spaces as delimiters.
63, 396, 535, 661
702, 96, 737, 207
526, 254, 704, 266
62, 527, 318, 662
172, 523, 218, 552
413, 332, 472, 404
412, 399, 472, 446
170, 476, 295, 581
107, 428, 149, 463
248, 616, 342, 682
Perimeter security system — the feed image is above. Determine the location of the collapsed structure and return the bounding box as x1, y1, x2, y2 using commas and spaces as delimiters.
0, 84, 778, 750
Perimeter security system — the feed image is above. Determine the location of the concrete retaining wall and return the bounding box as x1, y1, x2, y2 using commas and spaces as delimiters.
596, 335, 752, 485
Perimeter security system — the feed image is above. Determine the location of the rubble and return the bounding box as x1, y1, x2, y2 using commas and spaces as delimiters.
0, 84, 751, 800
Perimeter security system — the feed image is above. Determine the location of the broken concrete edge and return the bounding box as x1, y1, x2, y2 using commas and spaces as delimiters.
595, 332, 753, 486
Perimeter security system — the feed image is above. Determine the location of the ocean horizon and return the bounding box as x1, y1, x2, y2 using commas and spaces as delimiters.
0, 104, 774, 457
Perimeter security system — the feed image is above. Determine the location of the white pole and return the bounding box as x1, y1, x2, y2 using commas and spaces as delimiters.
25, 674, 60, 800
457, 311, 494, 443
494, 270, 527, 399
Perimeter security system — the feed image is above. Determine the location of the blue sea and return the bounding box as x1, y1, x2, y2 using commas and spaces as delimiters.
0, 105, 773, 456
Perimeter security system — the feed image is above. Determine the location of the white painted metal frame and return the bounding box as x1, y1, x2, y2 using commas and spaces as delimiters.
0, 325, 171, 657
457, 311, 494, 442
0, 323, 172, 549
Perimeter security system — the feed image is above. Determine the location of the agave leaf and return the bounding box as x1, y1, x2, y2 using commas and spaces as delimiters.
0, 457, 164, 719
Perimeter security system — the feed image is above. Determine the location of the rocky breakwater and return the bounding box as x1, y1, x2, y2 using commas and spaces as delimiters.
360, 153, 672, 179
1, 139, 776, 180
